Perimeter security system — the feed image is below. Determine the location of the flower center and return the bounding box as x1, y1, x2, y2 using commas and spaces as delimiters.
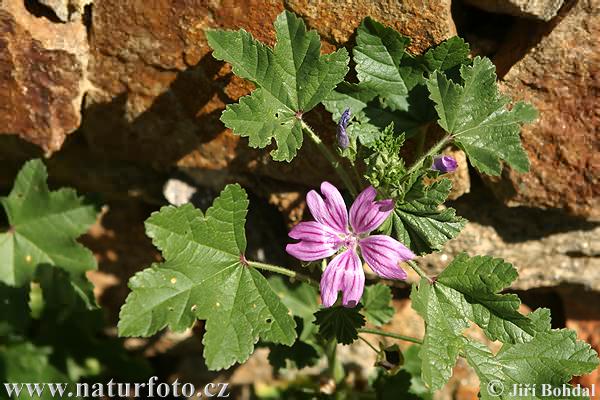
341, 233, 358, 250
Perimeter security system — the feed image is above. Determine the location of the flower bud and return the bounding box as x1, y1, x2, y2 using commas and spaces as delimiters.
432, 155, 458, 173
336, 108, 351, 149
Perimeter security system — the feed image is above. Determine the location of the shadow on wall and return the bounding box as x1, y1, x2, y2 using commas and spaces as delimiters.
81, 53, 253, 169
448, 173, 598, 243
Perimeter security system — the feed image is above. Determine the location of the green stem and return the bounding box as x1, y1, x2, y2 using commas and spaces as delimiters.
415, 125, 427, 159
403, 134, 453, 180
358, 335, 379, 353
248, 261, 318, 287
358, 328, 423, 345
325, 338, 343, 383
407, 260, 433, 283
301, 121, 358, 197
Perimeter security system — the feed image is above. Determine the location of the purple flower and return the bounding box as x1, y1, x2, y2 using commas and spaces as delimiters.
336, 108, 351, 149
286, 182, 415, 308
432, 155, 458, 173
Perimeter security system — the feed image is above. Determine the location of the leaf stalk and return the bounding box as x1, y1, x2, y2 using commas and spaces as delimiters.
248, 260, 319, 287
403, 134, 453, 180
301, 121, 358, 197
357, 328, 423, 344
407, 260, 433, 284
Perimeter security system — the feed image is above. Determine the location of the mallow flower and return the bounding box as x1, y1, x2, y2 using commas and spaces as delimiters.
286, 182, 415, 308
432, 155, 458, 173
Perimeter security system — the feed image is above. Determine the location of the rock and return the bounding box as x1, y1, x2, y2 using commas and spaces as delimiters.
285, 0, 456, 53
419, 181, 600, 291
163, 178, 197, 206
560, 287, 600, 391
488, 0, 600, 219
462, 0, 564, 21
38, 0, 92, 22
0, 0, 89, 154
83, 0, 457, 188
444, 148, 470, 200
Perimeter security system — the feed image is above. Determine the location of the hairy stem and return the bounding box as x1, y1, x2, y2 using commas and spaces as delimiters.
358, 328, 423, 344
403, 134, 453, 179
248, 261, 318, 287
407, 260, 433, 284
301, 121, 358, 197
415, 125, 428, 158
358, 335, 379, 353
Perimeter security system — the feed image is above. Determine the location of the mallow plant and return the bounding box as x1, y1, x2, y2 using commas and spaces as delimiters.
115, 11, 599, 398
2, 10, 592, 399
116, 11, 600, 397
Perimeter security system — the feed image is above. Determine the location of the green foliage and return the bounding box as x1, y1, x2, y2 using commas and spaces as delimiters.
464, 332, 598, 400
0, 160, 147, 391
371, 345, 433, 400
268, 276, 319, 341
206, 11, 348, 161
314, 305, 366, 345
427, 57, 537, 175
361, 283, 395, 327
411, 253, 599, 393
0, 341, 72, 400
381, 176, 466, 255
0, 159, 97, 304
266, 277, 321, 371
118, 184, 296, 370
0, 284, 30, 337
267, 320, 320, 372
324, 21, 471, 139
363, 123, 407, 199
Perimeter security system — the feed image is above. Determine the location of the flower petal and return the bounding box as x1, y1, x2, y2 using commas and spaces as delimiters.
359, 235, 414, 280
306, 182, 349, 234
286, 221, 343, 262
320, 249, 364, 308
349, 186, 394, 234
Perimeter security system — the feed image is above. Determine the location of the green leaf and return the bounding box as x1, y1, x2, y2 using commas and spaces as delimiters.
268, 276, 319, 341
427, 57, 537, 175
0, 341, 72, 400
388, 177, 466, 255
0, 283, 30, 337
314, 305, 365, 345
361, 283, 395, 326
206, 11, 348, 161
33, 265, 149, 382
423, 37, 470, 73
354, 17, 419, 110
267, 320, 320, 372
402, 345, 433, 400
0, 160, 97, 295
464, 331, 599, 400
410, 279, 467, 390
436, 253, 535, 343
410, 253, 549, 390
118, 184, 296, 370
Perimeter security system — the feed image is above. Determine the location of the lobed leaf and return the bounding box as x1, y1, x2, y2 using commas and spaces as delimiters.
0, 159, 98, 304
427, 57, 537, 175
361, 283, 395, 327
314, 305, 365, 345
118, 184, 296, 370
207, 11, 349, 161
387, 177, 466, 255
410, 253, 554, 390
464, 331, 599, 400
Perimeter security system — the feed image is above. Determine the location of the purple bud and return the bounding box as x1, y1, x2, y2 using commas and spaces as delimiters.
432, 155, 458, 173
336, 108, 351, 149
